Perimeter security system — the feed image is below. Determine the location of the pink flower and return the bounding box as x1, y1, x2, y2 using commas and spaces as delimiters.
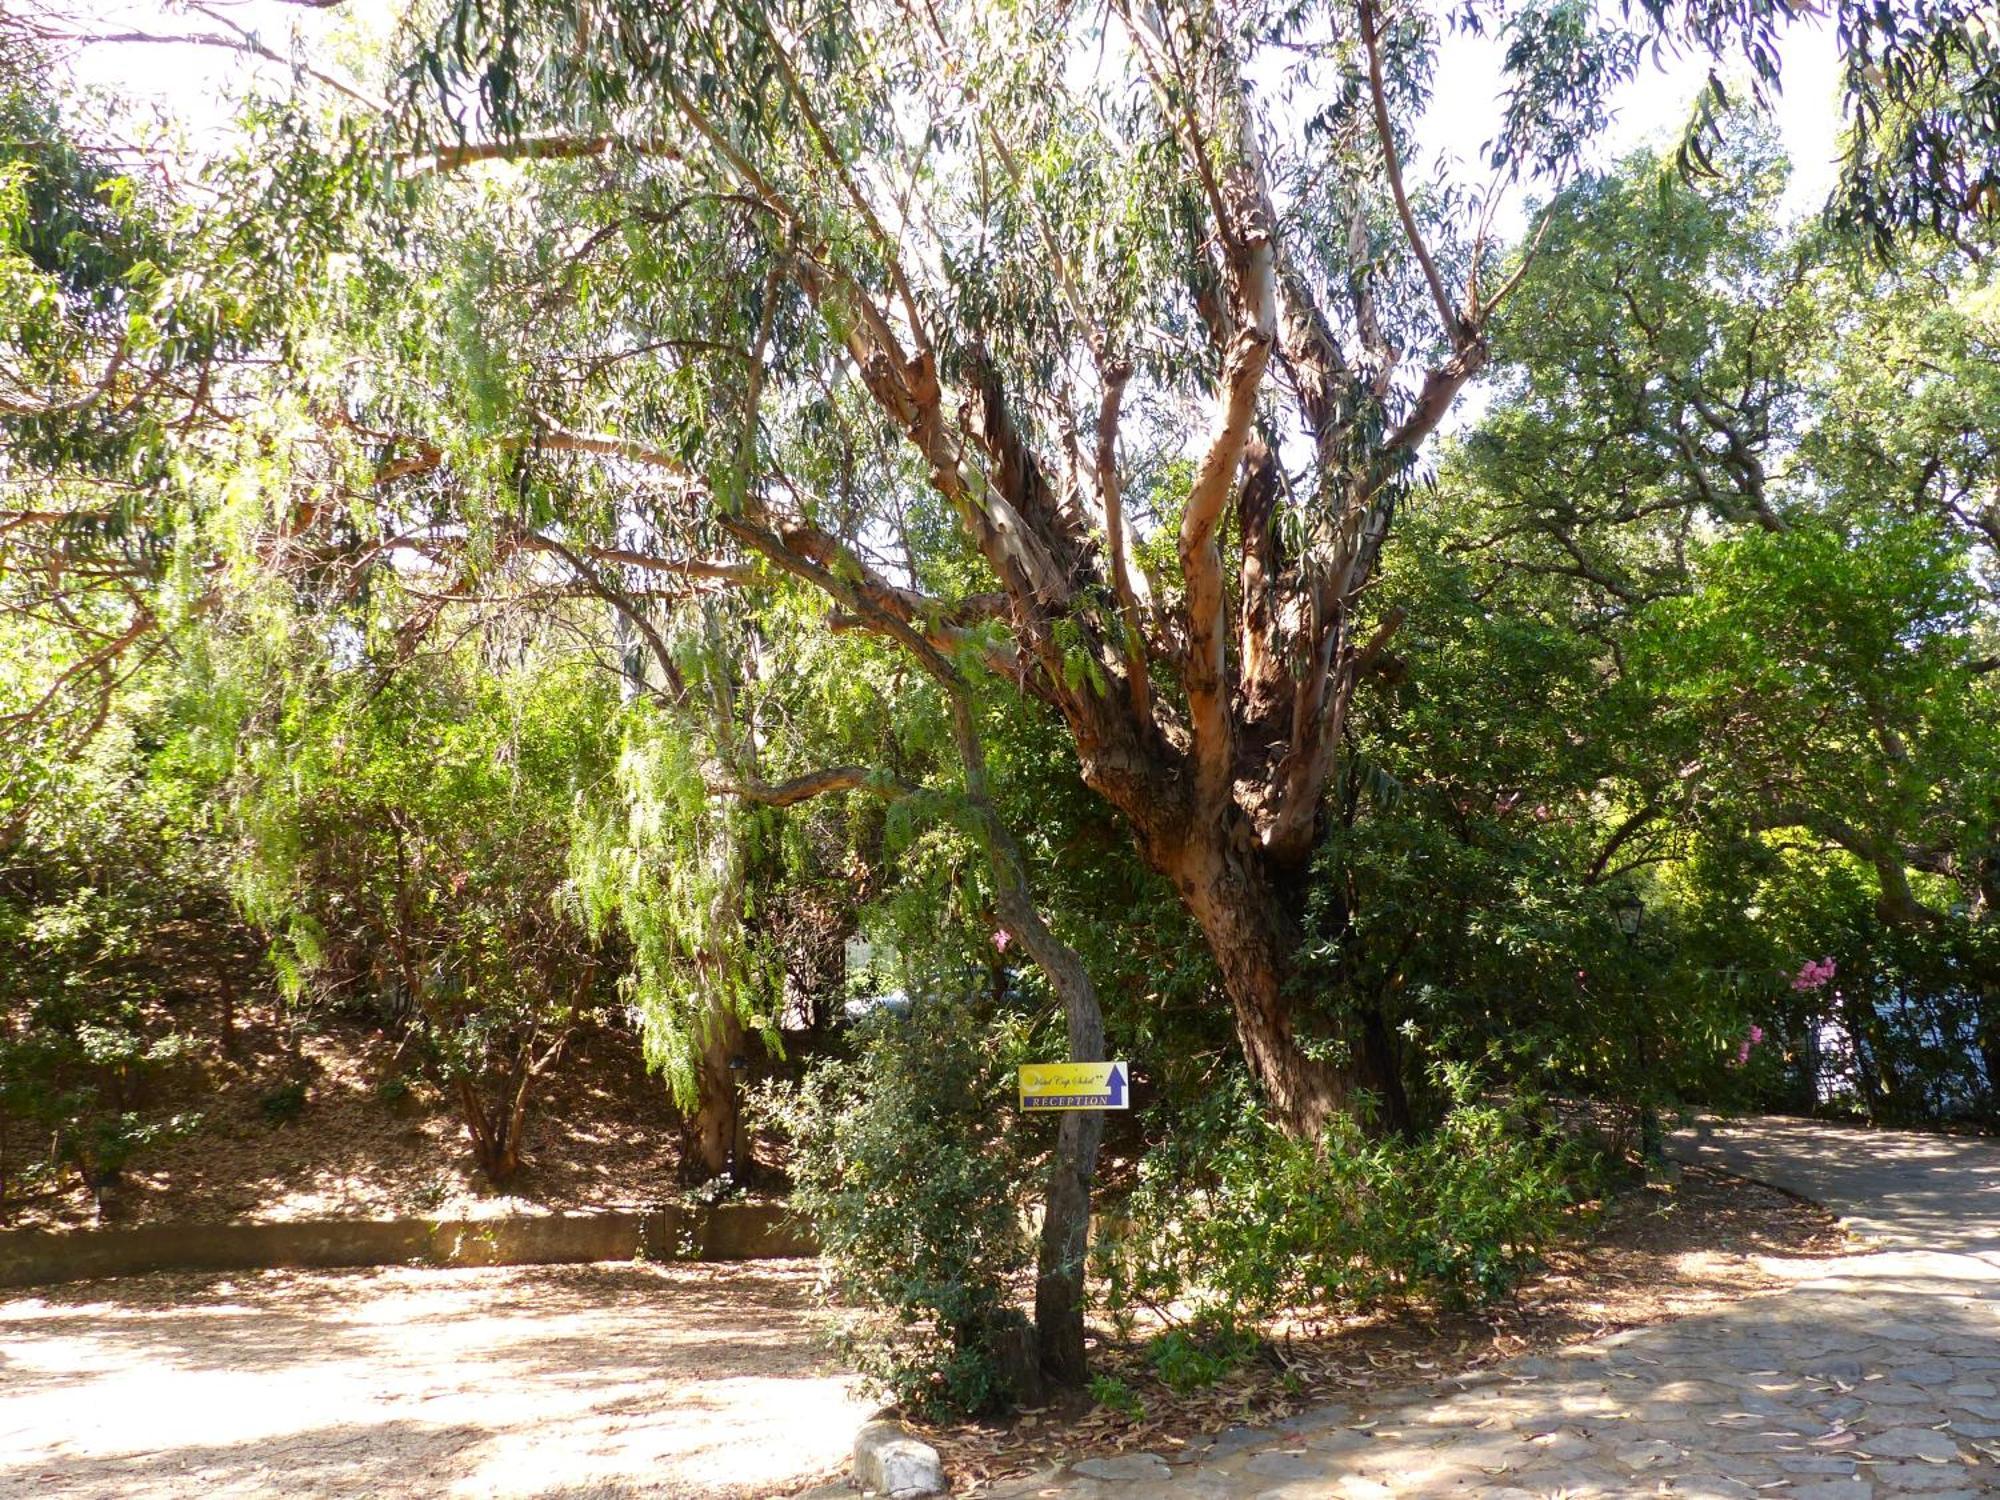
992, 929, 1012, 953
1791, 957, 1837, 992
1734, 1040, 1752, 1066
1748, 1025, 1765, 1045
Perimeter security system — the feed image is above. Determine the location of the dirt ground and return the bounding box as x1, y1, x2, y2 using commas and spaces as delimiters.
0, 1259, 869, 1500
0, 1166, 1844, 1499
7, 996, 703, 1232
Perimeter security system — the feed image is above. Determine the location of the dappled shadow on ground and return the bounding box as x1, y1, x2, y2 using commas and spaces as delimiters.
932, 1165, 1847, 1490
0, 1260, 868, 1499
990, 1247, 2000, 1497
977, 1120, 2000, 1496
1672, 1115, 2000, 1261
0, 1420, 481, 1500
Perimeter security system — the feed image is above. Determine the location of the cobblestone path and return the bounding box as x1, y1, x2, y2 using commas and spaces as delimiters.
990, 1118, 2000, 1500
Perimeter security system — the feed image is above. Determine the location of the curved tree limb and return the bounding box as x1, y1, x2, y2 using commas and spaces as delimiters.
1358, 0, 1459, 341
709, 765, 913, 806
1182, 322, 1274, 815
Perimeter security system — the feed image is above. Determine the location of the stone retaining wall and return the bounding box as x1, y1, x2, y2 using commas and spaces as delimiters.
0, 1203, 815, 1288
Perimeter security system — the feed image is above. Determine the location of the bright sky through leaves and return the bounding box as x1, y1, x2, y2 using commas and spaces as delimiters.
68, 0, 1842, 221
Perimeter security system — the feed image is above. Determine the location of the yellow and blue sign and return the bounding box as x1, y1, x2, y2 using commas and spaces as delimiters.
1018, 1061, 1129, 1112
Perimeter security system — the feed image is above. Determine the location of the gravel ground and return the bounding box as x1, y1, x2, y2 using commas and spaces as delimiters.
0, 1259, 869, 1499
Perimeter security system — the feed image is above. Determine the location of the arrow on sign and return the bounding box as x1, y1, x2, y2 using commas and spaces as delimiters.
1018, 1060, 1131, 1110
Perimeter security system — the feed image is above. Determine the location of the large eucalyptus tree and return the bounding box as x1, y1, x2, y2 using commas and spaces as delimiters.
359, 0, 1609, 1137
366, 0, 1994, 1135
13, 0, 1991, 1136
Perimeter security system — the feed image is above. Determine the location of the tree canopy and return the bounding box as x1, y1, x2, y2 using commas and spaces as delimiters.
2, 0, 1995, 1402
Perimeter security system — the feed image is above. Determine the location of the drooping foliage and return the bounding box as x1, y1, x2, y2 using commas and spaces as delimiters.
1, 0, 1995, 1416
229, 651, 622, 1182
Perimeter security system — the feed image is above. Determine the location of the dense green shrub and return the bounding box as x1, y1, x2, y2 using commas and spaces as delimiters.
0, 730, 217, 1212
234, 662, 620, 1183
1101, 1068, 1584, 1325
0, 916, 204, 1207
759, 1002, 1039, 1419
1146, 1315, 1261, 1394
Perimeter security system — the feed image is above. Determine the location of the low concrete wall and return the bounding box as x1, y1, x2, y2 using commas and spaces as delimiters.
0, 1203, 816, 1290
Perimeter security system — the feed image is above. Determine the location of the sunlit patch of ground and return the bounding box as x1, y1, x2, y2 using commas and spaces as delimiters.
0, 1260, 868, 1499
11, 995, 699, 1233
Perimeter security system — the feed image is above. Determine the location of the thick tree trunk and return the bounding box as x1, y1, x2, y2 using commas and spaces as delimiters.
1158, 831, 1411, 1137
685, 1004, 749, 1183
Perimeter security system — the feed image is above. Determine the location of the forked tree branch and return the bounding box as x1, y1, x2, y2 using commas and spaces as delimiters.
1095, 363, 1153, 723
1181, 321, 1274, 811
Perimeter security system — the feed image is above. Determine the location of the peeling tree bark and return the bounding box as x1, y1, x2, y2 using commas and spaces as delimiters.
414, 9, 1548, 1147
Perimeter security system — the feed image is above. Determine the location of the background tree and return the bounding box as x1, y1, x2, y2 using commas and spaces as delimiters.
1434, 131, 1998, 1118
229, 655, 622, 1183
384, 0, 1995, 1136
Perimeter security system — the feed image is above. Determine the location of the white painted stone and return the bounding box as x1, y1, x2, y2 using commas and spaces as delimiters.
853, 1419, 945, 1497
